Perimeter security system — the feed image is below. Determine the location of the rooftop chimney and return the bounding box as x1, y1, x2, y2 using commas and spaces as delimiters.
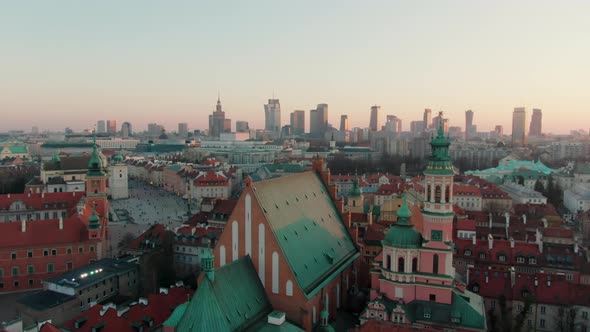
138, 298, 148, 306
574, 242, 579, 254
21, 220, 26, 233
488, 234, 494, 250
267, 311, 286, 326
59, 217, 63, 230
504, 212, 510, 229
488, 213, 492, 229
522, 214, 527, 225
472, 235, 476, 245
509, 237, 515, 249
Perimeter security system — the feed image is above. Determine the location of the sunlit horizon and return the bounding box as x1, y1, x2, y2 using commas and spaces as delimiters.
1, 1, 589, 134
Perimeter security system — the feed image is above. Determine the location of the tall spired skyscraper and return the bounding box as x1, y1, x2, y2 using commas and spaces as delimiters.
208, 96, 230, 137
369, 105, 381, 131
264, 98, 281, 137
529, 108, 542, 137
512, 107, 527, 146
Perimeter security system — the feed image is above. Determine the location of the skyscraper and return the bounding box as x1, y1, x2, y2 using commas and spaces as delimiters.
529, 108, 542, 136
494, 125, 504, 136
310, 104, 328, 138
178, 122, 188, 138
121, 122, 132, 138
423, 108, 432, 130
340, 115, 350, 132
208, 96, 228, 138
290, 111, 305, 135
465, 110, 474, 140
410, 121, 425, 133
236, 121, 249, 133
369, 105, 381, 131
264, 99, 281, 137
97, 120, 106, 134
432, 116, 449, 134
384, 115, 402, 133
512, 107, 527, 146
106, 120, 117, 135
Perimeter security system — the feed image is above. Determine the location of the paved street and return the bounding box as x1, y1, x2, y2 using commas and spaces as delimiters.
108, 179, 196, 256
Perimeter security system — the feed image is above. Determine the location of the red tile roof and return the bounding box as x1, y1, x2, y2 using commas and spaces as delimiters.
194, 171, 229, 186
39, 322, 62, 332
0, 192, 84, 211
62, 286, 195, 332
453, 184, 482, 196
127, 224, 173, 250
0, 216, 90, 248
543, 227, 574, 238
456, 218, 476, 231
354, 320, 434, 332
374, 183, 404, 196
212, 198, 238, 215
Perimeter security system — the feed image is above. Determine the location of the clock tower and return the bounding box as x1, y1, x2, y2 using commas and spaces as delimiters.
85, 138, 109, 252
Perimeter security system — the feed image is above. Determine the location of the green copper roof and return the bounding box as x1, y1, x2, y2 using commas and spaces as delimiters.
348, 178, 362, 198
52, 152, 60, 163
425, 113, 454, 175
176, 256, 272, 332
113, 154, 123, 162
404, 291, 487, 330
88, 208, 100, 230
8, 146, 28, 153
163, 302, 188, 327
87, 138, 105, 176
383, 196, 421, 248
253, 172, 359, 298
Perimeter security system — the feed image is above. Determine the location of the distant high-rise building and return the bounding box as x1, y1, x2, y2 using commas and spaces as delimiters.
178, 122, 188, 138
512, 107, 527, 146
432, 116, 449, 133
121, 122, 132, 138
148, 123, 163, 137
208, 96, 229, 137
384, 115, 402, 133
340, 115, 350, 132
369, 105, 381, 131
97, 120, 106, 134
264, 99, 281, 136
31, 126, 39, 135
106, 120, 117, 135
290, 111, 305, 135
310, 104, 328, 138
494, 125, 504, 136
236, 121, 249, 133
465, 110, 474, 140
423, 109, 432, 130
529, 108, 542, 136
410, 121, 425, 133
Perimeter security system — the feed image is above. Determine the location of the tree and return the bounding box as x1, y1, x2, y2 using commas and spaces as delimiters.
555, 305, 577, 332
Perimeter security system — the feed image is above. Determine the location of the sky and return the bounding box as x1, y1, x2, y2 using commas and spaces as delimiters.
1, 1, 589, 134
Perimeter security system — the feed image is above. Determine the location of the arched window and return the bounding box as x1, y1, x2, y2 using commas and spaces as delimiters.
427, 185, 431, 201
412, 258, 418, 272
435, 186, 441, 203
398, 257, 405, 273
286, 280, 293, 296
386, 255, 392, 270
433, 254, 439, 274
445, 186, 450, 202
352, 200, 356, 207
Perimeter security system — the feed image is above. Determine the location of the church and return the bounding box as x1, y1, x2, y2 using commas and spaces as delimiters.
360, 114, 487, 331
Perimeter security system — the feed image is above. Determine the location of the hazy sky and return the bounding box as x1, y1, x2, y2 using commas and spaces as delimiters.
1, 1, 589, 134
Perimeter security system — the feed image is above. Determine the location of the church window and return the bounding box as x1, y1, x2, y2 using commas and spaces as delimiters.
445, 186, 450, 202
412, 258, 418, 272
386, 255, 392, 270
286, 280, 293, 296
398, 257, 405, 273
435, 186, 441, 203
433, 254, 439, 274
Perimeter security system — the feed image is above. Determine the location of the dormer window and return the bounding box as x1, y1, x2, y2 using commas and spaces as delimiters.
498, 254, 507, 262
464, 249, 472, 257
529, 257, 537, 264
479, 252, 486, 259
516, 256, 525, 263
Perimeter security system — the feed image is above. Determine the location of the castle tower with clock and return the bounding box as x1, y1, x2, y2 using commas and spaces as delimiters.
84, 138, 109, 257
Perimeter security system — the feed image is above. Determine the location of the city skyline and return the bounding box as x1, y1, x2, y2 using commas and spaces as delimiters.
1, 1, 589, 133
